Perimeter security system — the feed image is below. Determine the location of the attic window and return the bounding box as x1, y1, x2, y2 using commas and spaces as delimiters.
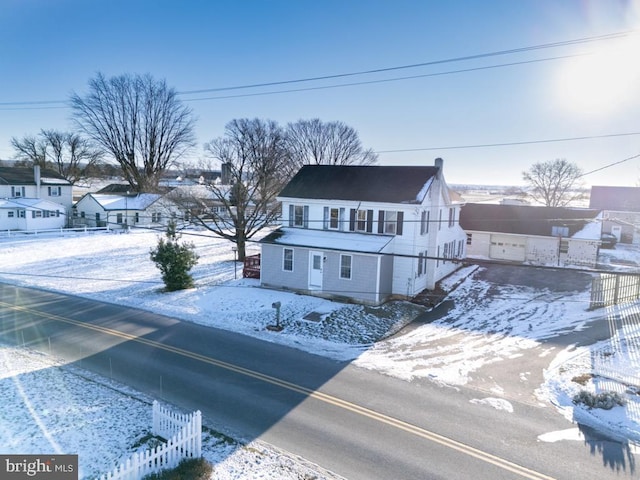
551, 226, 569, 237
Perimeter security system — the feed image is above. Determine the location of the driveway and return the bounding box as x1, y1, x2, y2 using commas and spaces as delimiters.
354, 263, 604, 406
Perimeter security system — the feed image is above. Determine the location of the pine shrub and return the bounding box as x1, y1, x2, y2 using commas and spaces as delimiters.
150, 221, 199, 291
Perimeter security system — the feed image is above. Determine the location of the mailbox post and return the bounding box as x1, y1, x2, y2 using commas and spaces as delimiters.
268, 301, 282, 331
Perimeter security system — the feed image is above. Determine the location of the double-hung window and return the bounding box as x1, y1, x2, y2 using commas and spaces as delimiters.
11, 186, 25, 198
289, 205, 309, 228
283, 248, 294, 271
48, 186, 62, 197
383, 211, 398, 234
329, 208, 340, 229
356, 210, 367, 231
340, 254, 352, 279
420, 211, 429, 235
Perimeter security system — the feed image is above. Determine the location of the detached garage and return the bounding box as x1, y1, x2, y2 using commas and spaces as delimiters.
489, 234, 526, 262
460, 204, 601, 268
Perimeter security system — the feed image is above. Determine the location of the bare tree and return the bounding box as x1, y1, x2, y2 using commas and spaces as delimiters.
176, 118, 287, 261
70, 72, 196, 191
522, 158, 584, 207
284, 118, 377, 175
10, 134, 45, 165
11, 130, 103, 184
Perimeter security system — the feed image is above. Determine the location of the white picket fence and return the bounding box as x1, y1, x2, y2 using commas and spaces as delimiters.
99, 401, 202, 480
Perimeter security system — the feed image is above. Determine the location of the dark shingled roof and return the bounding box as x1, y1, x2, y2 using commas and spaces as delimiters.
459, 203, 600, 237
0, 166, 68, 185
278, 165, 440, 203
589, 186, 640, 212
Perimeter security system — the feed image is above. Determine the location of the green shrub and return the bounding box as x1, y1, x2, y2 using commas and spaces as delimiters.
143, 457, 212, 480
150, 221, 199, 291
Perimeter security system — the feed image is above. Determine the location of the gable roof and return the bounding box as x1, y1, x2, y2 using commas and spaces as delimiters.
82, 193, 164, 211
0, 198, 66, 210
0, 166, 69, 186
96, 184, 175, 195
278, 165, 440, 204
459, 203, 600, 238
589, 186, 640, 212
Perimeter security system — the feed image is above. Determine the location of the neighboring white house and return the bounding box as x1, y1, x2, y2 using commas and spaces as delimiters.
260, 158, 467, 305
0, 165, 72, 230
0, 198, 66, 231
73, 186, 186, 229
460, 203, 602, 267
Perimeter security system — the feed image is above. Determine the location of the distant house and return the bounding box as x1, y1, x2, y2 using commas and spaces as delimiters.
589, 186, 640, 244
73, 185, 186, 229
0, 165, 71, 230
260, 158, 467, 305
460, 203, 601, 267
0, 198, 66, 231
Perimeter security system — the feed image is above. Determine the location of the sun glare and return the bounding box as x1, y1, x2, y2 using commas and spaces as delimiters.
556, 33, 640, 115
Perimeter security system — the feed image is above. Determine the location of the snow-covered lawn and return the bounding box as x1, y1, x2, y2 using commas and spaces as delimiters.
1, 228, 639, 478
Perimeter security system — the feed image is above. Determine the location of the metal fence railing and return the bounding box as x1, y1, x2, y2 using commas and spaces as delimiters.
590, 273, 640, 309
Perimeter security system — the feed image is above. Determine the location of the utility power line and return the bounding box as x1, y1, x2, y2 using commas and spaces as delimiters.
0, 29, 635, 109
375, 133, 640, 153
176, 30, 633, 95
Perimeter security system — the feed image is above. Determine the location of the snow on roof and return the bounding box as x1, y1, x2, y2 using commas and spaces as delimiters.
41, 177, 71, 185
571, 218, 602, 240
415, 177, 434, 202
91, 193, 163, 210
262, 227, 394, 253
0, 198, 64, 209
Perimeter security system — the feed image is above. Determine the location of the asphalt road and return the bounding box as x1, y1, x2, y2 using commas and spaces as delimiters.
0, 281, 637, 480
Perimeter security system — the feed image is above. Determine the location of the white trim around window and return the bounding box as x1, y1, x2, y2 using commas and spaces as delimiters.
283, 248, 294, 272
339, 254, 352, 280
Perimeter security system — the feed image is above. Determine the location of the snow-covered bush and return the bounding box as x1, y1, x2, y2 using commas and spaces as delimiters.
572, 390, 626, 410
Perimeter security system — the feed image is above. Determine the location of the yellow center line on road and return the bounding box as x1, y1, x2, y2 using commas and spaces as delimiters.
1, 301, 555, 480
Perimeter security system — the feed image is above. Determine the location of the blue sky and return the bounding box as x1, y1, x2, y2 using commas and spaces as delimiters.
1, 0, 639, 187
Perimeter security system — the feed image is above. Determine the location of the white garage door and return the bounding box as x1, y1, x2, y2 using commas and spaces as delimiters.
489, 234, 526, 262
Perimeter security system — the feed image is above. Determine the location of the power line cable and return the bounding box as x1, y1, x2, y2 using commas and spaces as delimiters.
375, 132, 640, 153
0, 55, 578, 110
176, 30, 634, 95
0, 29, 635, 108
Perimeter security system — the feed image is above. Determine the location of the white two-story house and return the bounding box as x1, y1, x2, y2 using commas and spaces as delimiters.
259, 158, 467, 305
0, 165, 72, 230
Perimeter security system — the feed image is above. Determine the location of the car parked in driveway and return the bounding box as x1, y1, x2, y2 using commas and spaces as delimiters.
600, 233, 617, 249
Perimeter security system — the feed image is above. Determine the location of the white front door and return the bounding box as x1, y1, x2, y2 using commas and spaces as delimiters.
309, 251, 323, 290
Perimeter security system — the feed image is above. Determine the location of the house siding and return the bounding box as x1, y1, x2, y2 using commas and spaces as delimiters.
260, 244, 310, 291
323, 252, 380, 304
261, 243, 384, 305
